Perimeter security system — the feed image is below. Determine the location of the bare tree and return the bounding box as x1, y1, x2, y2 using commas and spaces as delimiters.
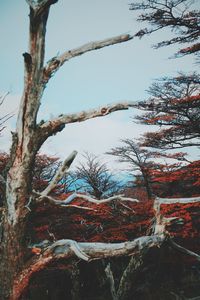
0, 2, 199, 299
0, 1, 138, 299
75, 153, 122, 199
107, 139, 154, 199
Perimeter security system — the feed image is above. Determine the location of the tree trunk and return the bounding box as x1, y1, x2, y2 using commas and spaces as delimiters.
0, 1, 140, 299
142, 172, 153, 200
0, 136, 38, 299
0, 166, 33, 299
0, 4, 49, 297
0, 219, 26, 299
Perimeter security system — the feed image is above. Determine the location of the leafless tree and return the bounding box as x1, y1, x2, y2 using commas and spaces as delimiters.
75, 153, 122, 199
107, 139, 154, 199
0, 2, 199, 299
0, 1, 138, 298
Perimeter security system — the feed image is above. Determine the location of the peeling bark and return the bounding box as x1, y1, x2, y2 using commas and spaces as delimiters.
0, 1, 51, 298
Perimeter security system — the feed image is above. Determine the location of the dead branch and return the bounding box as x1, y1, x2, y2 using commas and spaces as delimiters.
0, 92, 9, 106
39, 150, 77, 197
43, 34, 133, 82
33, 191, 97, 210
169, 240, 200, 262
117, 254, 144, 300
49, 192, 139, 205
154, 196, 200, 210
34, 190, 138, 211
105, 263, 118, 300
153, 196, 200, 235
63, 205, 97, 211
38, 102, 138, 143
12, 235, 165, 300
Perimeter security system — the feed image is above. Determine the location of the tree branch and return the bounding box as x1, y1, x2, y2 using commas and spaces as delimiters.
154, 196, 200, 211
117, 254, 144, 300
33, 190, 98, 211
105, 263, 118, 300
38, 101, 138, 143
153, 196, 200, 235
37, 191, 139, 205
39, 150, 77, 197
12, 235, 165, 300
169, 240, 200, 262
64, 193, 139, 204
43, 34, 133, 83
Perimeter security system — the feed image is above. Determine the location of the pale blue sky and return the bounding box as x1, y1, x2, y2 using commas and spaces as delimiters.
0, 1, 198, 169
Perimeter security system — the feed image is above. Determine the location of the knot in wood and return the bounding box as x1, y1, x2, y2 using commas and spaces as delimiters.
101, 107, 108, 114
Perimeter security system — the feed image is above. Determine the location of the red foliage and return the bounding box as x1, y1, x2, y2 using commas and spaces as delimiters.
150, 160, 200, 197
159, 202, 200, 254
29, 195, 154, 243
27, 192, 200, 264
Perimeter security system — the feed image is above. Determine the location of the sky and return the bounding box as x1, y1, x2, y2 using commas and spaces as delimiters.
0, 0, 199, 173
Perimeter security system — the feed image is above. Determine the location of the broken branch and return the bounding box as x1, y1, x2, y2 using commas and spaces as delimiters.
38, 101, 138, 142
43, 34, 133, 82
39, 151, 77, 197
169, 239, 200, 262
13, 235, 165, 300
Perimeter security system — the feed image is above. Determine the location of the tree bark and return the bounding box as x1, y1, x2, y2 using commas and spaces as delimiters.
143, 173, 153, 200
0, 1, 135, 298
0, 3, 49, 298
5, 0, 199, 299
0, 216, 29, 299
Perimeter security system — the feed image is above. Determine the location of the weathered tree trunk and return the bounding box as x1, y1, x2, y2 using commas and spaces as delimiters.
0, 218, 26, 299
0, 3, 48, 298
0, 1, 166, 299
0, 142, 38, 299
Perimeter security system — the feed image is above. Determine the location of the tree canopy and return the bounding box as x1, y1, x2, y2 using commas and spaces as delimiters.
136, 73, 200, 149
130, 0, 200, 57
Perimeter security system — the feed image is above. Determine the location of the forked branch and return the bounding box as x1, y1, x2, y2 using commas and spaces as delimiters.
56, 192, 139, 205
36, 191, 139, 207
